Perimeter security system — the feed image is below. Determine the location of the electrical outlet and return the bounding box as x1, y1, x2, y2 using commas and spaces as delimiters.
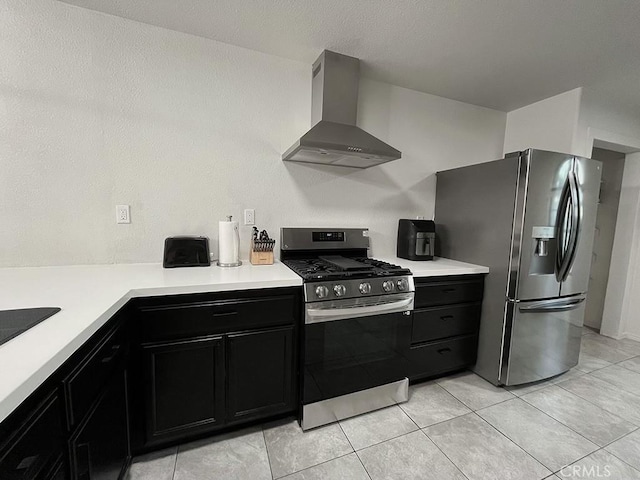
244, 209, 255, 225
116, 205, 131, 224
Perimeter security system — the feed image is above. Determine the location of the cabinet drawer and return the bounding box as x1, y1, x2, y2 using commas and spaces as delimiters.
415, 279, 483, 308
0, 391, 64, 480
140, 295, 296, 342
409, 335, 478, 380
412, 303, 481, 344
64, 324, 126, 428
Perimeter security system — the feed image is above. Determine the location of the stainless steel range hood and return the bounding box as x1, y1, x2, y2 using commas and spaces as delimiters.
283, 50, 401, 169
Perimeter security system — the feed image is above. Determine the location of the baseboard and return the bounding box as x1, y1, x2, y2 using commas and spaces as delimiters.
623, 332, 640, 342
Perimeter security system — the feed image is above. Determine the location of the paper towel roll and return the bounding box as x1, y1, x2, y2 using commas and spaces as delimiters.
218, 218, 240, 266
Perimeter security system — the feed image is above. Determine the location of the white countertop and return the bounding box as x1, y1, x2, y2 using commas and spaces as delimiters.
0, 256, 488, 423
381, 257, 489, 277
0, 262, 301, 423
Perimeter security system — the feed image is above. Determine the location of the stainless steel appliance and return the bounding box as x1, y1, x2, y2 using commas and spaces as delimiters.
281, 227, 414, 430
282, 51, 401, 169
397, 219, 435, 260
435, 149, 602, 386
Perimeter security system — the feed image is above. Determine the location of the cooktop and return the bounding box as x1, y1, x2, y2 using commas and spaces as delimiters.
0, 307, 61, 346
283, 256, 411, 281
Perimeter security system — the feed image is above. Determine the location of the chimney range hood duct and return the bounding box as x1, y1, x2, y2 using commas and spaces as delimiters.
282, 50, 401, 169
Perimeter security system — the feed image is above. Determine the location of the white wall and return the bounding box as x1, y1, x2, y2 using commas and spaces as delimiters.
502, 88, 582, 155
602, 153, 640, 341
0, 0, 506, 267
573, 88, 640, 157
576, 91, 640, 341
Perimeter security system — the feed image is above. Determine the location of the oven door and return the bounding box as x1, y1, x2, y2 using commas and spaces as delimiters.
303, 293, 413, 406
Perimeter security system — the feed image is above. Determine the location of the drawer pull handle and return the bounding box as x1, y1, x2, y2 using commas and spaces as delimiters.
442, 288, 456, 293
101, 345, 121, 364
437, 347, 452, 354
212, 312, 238, 319
440, 315, 454, 321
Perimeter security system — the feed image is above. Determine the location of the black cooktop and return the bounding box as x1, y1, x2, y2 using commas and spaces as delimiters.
283, 256, 411, 281
0, 307, 61, 346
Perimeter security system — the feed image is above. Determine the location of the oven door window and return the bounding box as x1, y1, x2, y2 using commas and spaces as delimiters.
303, 311, 411, 405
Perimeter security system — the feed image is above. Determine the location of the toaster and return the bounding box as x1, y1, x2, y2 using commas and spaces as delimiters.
163, 236, 211, 268
397, 219, 435, 261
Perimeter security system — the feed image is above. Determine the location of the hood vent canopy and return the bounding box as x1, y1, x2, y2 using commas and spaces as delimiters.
283, 50, 401, 169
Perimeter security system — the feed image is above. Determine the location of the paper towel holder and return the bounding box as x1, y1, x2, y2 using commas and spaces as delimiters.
217, 215, 243, 267
217, 260, 242, 267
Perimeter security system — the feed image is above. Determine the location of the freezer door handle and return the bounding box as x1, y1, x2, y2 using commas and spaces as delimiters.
518, 296, 586, 313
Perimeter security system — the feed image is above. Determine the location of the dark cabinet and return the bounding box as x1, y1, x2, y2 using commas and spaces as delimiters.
409, 334, 479, 379
64, 325, 126, 429
227, 326, 295, 421
1, 287, 301, 477
70, 369, 129, 480
414, 277, 484, 308
410, 275, 485, 381
142, 336, 225, 444
0, 308, 131, 480
0, 391, 65, 480
47, 460, 67, 480
139, 296, 296, 343
132, 288, 300, 451
411, 303, 481, 344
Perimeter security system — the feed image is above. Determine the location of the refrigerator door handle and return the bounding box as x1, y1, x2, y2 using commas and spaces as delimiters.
518, 296, 586, 313
555, 178, 571, 281
562, 169, 582, 282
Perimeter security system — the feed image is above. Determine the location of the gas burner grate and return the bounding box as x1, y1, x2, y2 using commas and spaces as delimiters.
283, 257, 411, 281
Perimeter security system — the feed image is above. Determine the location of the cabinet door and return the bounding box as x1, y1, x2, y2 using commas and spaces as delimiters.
143, 336, 225, 444
227, 326, 295, 422
0, 391, 65, 480
70, 369, 129, 480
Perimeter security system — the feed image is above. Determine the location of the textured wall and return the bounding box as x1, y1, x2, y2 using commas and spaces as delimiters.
502, 88, 582, 156
1, 0, 506, 267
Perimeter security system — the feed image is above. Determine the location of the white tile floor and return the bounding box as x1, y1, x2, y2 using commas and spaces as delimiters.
127, 329, 640, 480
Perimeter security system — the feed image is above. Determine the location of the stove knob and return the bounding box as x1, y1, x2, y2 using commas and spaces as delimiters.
333, 284, 347, 297
396, 279, 408, 291
315, 285, 329, 299
359, 282, 372, 294
382, 280, 395, 292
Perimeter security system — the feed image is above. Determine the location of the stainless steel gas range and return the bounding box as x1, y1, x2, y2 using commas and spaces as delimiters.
280, 227, 414, 430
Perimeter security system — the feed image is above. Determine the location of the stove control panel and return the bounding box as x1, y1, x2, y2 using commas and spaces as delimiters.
305, 276, 414, 302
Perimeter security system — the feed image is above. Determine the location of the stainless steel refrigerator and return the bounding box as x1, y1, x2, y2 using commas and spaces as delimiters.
435, 149, 602, 386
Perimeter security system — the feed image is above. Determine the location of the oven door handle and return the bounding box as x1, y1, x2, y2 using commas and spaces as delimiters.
305, 295, 414, 324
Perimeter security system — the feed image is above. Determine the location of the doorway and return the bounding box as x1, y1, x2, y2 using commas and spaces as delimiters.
584, 148, 626, 331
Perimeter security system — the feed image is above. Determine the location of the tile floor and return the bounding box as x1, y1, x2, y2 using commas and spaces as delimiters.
127, 329, 640, 480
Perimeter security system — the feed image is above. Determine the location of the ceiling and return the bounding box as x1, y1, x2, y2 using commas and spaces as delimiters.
60, 0, 640, 112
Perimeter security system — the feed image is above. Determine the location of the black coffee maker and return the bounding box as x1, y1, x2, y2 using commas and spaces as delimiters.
397, 219, 435, 261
